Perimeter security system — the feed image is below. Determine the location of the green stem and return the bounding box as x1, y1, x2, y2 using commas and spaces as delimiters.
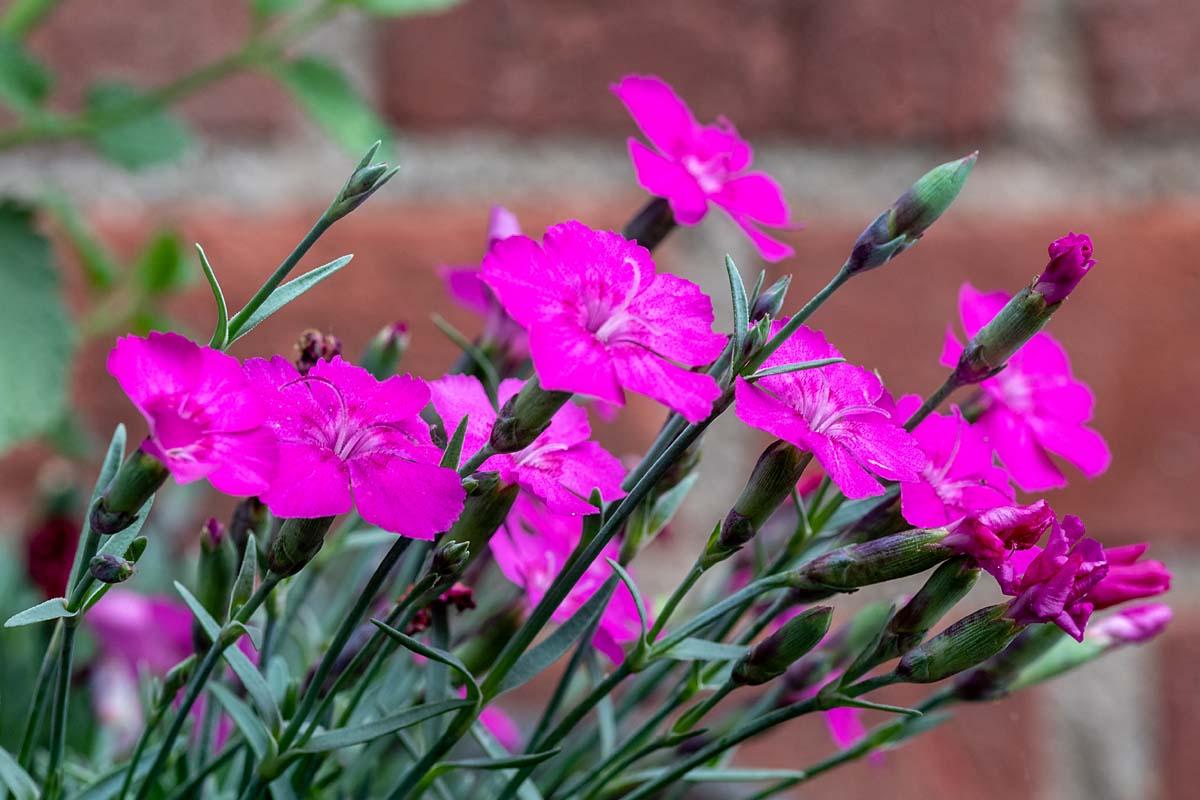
743, 266, 851, 374
904, 372, 961, 432
165, 742, 245, 800
647, 561, 706, 642
116, 704, 168, 800
18, 619, 63, 768
523, 606, 607, 751
132, 575, 282, 800
458, 444, 495, 477
41, 620, 77, 799
560, 700, 678, 800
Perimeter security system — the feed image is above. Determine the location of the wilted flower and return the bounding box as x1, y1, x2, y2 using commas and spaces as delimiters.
735, 322, 924, 499
108, 332, 278, 495
612, 74, 795, 261
482, 220, 725, 423
245, 356, 464, 538
430, 374, 625, 514
942, 284, 1111, 491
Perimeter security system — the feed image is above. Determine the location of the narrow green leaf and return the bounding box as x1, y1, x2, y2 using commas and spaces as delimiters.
229, 254, 353, 342
176, 580, 220, 639
371, 619, 481, 703
830, 695, 922, 717
428, 749, 561, 779
4, 596, 73, 627
823, 485, 900, 532
135, 230, 190, 294
351, 0, 463, 16
207, 682, 275, 760
230, 532, 257, 614
85, 82, 193, 170
497, 575, 617, 695
606, 559, 648, 640
0, 34, 51, 113
272, 56, 391, 156
660, 638, 748, 663
0, 742, 37, 800
725, 255, 749, 366
298, 699, 470, 753
469, 723, 545, 800
196, 244, 229, 348
64, 423, 126, 589
744, 357, 845, 381
439, 415, 469, 470
75, 744, 164, 800
682, 768, 809, 783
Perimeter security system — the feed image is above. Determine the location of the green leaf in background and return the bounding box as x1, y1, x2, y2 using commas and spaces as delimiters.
207, 682, 276, 760
351, 0, 463, 15
0, 202, 72, 455
135, 230, 190, 295
85, 82, 194, 170
0, 33, 50, 114
253, 0, 304, 16
42, 192, 121, 290
0, 743, 38, 800
272, 57, 392, 157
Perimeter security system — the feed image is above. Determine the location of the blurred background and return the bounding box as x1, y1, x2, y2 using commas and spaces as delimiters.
1, 1, 1197, 798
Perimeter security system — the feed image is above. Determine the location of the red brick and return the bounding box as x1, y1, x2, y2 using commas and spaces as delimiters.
1082, 0, 1200, 130
378, 0, 1019, 142
1160, 606, 1200, 799
26, 0, 293, 136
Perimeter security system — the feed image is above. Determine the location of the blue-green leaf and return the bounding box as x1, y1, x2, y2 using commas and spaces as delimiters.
606, 559, 648, 641
0, 742, 37, 800
744, 357, 845, 381
370, 620, 481, 703
229, 255, 352, 342
207, 682, 276, 760
4, 597, 73, 627
196, 244, 228, 348
272, 57, 391, 156
85, 82, 193, 170
439, 414, 469, 470
428, 749, 560, 779
0, 34, 51, 114
298, 699, 470, 753
725, 255, 749, 366
660, 638, 748, 663
135, 230, 190, 294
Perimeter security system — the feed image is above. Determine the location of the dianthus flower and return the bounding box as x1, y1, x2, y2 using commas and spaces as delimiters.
481, 220, 725, 422
430, 374, 624, 514
734, 322, 924, 499
612, 74, 795, 261
1089, 603, 1172, 645
1086, 543, 1171, 610
107, 332, 277, 495
943, 501, 1054, 570
1034, 232, 1096, 304
245, 356, 464, 538
942, 284, 1110, 491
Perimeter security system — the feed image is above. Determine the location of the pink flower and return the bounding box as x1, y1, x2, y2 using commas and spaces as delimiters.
1089, 604, 1172, 645
481, 220, 726, 423
244, 356, 465, 538
429, 374, 625, 514
941, 284, 1111, 492
491, 495, 644, 665
107, 332, 277, 495
823, 706, 873, 753
896, 394, 1014, 527
1086, 544, 1171, 610
1034, 232, 1096, 304
612, 74, 795, 262
438, 206, 529, 361
944, 501, 1055, 569
1001, 516, 1108, 641
734, 322, 925, 499
88, 589, 194, 675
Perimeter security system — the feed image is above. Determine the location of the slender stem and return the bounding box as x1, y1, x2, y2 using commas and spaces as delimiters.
133, 576, 281, 800
18, 619, 63, 768
261, 564, 321, 666
904, 372, 961, 432
560, 701, 678, 800
647, 561, 705, 642
744, 266, 852, 373
165, 742, 245, 800
41, 620, 77, 799
116, 704, 167, 800
458, 444, 495, 477
524, 607, 607, 751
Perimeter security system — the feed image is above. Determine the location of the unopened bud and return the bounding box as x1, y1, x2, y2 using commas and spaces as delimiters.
89, 444, 169, 535
228, 497, 269, 562
732, 606, 833, 686
329, 143, 398, 221
195, 517, 237, 648
161, 653, 198, 703
751, 276, 791, 321
716, 442, 811, 556
267, 516, 335, 577
786, 529, 953, 592
295, 329, 342, 375
896, 604, 1024, 684
845, 153, 976, 276
360, 321, 410, 379
952, 623, 1067, 701
876, 556, 980, 661
1033, 232, 1096, 305
951, 287, 1055, 385
489, 377, 572, 453
89, 553, 134, 584
443, 474, 519, 568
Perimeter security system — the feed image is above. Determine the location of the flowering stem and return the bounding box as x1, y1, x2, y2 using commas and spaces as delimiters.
132, 575, 282, 800
904, 373, 962, 431
40, 618, 77, 800
115, 703, 168, 800
622, 197, 676, 252
458, 444, 495, 476
18, 619, 63, 768
647, 561, 706, 642
743, 265, 852, 374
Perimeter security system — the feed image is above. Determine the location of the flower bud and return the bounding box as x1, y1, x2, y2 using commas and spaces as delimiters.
896, 604, 1024, 684
294, 329, 342, 375
360, 321, 410, 379
782, 602, 892, 697
89, 444, 169, 535
732, 606, 833, 686
751, 276, 791, 321
228, 497, 269, 562
845, 153, 976, 276
267, 516, 335, 577
431, 540, 471, 586
952, 622, 1064, 701
716, 442, 810, 554
194, 517, 237, 649
443, 473, 519, 568
489, 377, 572, 453
875, 556, 980, 662
328, 142, 398, 221
785, 529, 953, 592
1033, 233, 1096, 304
89, 553, 134, 584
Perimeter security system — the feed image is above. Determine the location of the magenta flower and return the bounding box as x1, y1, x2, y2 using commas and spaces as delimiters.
481, 220, 726, 423
1001, 515, 1108, 641
1034, 232, 1096, 304
1086, 543, 1171, 610
612, 74, 795, 262
734, 321, 925, 499
429, 374, 625, 514
941, 284, 1111, 492
491, 495, 644, 664
107, 332, 277, 496
944, 501, 1055, 570
895, 394, 1014, 527
1090, 603, 1172, 645
88, 589, 194, 676
438, 205, 529, 361
244, 356, 465, 539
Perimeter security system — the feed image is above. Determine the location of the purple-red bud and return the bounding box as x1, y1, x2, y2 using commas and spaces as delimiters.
295, 329, 343, 375
1033, 232, 1095, 304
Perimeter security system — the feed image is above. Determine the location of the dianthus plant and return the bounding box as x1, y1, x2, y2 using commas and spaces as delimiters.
2, 76, 1170, 800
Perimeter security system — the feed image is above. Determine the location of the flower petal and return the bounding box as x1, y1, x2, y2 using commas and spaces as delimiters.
612, 347, 721, 424
348, 455, 465, 539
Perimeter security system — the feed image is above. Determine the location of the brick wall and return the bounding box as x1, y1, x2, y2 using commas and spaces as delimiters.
2, 1, 1198, 798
